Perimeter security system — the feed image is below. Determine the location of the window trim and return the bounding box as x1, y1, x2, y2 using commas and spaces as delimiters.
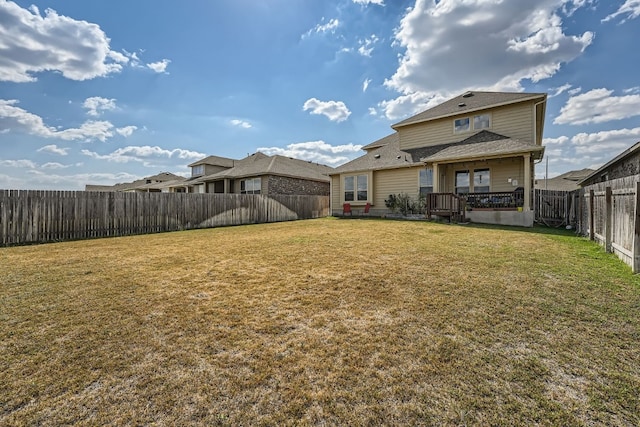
240, 177, 261, 194
191, 164, 205, 177
472, 168, 490, 193
455, 170, 470, 194
419, 167, 433, 196
342, 173, 370, 204
453, 112, 492, 134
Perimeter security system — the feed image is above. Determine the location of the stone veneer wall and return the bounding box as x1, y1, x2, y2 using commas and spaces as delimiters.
607, 151, 640, 181
267, 175, 330, 196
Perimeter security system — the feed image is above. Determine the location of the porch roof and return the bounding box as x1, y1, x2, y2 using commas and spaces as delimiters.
421, 138, 544, 164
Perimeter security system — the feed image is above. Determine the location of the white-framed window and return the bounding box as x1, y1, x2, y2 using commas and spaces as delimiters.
240, 177, 261, 194
454, 117, 470, 133
473, 168, 490, 193
344, 174, 368, 202
454, 113, 491, 133
474, 114, 490, 130
192, 165, 204, 177
419, 168, 433, 195
455, 170, 470, 194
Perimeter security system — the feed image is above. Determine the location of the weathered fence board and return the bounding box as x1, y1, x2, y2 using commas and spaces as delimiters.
577, 174, 639, 272
534, 189, 578, 227
0, 191, 329, 247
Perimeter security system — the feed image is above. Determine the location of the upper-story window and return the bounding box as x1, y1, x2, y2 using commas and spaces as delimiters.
454, 117, 470, 133
474, 114, 491, 130
454, 113, 491, 133
192, 165, 205, 177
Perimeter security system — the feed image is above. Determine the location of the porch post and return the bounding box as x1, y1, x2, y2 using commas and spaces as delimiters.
432, 163, 440, 192
523, 154, 531, 211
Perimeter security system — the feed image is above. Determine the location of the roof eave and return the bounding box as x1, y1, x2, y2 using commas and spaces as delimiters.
422, 146, 544, 164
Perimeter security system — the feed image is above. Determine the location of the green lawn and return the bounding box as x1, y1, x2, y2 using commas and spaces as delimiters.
1, 218, 639, 426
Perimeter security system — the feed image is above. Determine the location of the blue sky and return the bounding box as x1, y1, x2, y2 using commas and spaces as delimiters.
1, 0, 639, 190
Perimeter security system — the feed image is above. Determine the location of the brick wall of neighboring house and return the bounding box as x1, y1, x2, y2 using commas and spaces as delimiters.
606, 152, 640, 180
267, 175, 330, 196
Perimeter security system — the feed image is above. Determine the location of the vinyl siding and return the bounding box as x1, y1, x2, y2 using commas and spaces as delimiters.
331, 175, 341, 211
398, 101, 536, 150
373, 167, 423, 208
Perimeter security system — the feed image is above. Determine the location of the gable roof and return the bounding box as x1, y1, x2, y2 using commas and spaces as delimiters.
330, 134, 419, 174
188, 155, 236, 168
195, 153, 333, 183
577, 140, 640, 185
422, 137, 544, 163
85, 172, 186, 192
535, 168, 594, 191
391, 91, 547, 129
361, 133, 397, 151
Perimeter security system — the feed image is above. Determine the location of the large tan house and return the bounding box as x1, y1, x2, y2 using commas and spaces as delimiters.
330, 91, 547, 227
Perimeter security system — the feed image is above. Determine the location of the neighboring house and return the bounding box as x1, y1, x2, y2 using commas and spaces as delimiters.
330, 91, 547, 227
578, 141, 640, 187
85, 172, 187, 192
535, 168, 594, 192
185, 152, 333, 196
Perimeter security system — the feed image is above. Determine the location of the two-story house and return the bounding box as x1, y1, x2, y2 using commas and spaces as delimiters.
330, 91, 547, 227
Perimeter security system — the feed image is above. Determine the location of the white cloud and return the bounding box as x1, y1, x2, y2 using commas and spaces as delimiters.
0, 2, 127, 82
549, 84, 573, 98
0, 159, 37, 168
303, 98, 351, 122
554, 88, 640, 125
378, 91, 447, 121
83, 97, 116, 117
230, 119, 252, 129
368, 107, 378, 116
571, 127, 640, 154
353, 0, 385, 5
0, 99, 137, 142
41, 162, 72, 169
543, 136, 570, 145
357, 34, 379, 57
81, 146, 205, 164
37, 144, 69, 155
602, 0, 640, 23
257, 140, 363, 166
147, 59, 171, 73
116, 126, 138, 137
302, 18, 340, 39
363, 78, 372, 92
381, 0, 593, 119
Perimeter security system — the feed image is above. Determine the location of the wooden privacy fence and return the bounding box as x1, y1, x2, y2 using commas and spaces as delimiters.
0, 190, 329, 246
577, 174, 640, 273
534, 189, 579, 227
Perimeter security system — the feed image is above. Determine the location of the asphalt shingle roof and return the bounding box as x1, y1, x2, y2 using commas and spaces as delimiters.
392, 91, 546, 129
195, 153, 333, 183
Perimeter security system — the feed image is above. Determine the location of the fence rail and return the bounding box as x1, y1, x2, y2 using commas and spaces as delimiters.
576, 174, 639, 273
0, 190, 329, 247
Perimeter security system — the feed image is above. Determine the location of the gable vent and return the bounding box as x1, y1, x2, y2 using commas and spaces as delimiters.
462, 91, 474, 98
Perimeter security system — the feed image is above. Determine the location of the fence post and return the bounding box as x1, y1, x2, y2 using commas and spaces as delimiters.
634, 181, 640, 273
589, 189, 594, 241
605, 186, 612, 253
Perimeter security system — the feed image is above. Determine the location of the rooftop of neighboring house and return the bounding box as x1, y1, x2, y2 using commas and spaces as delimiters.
187, 155, 235, 168
391, 91, 547, 129
193, 152, 333, 183
535, 168, 595, 192
85, 172, 186, 192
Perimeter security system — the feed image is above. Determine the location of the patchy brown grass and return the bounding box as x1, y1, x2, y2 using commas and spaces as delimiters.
1, 218, 639, 425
